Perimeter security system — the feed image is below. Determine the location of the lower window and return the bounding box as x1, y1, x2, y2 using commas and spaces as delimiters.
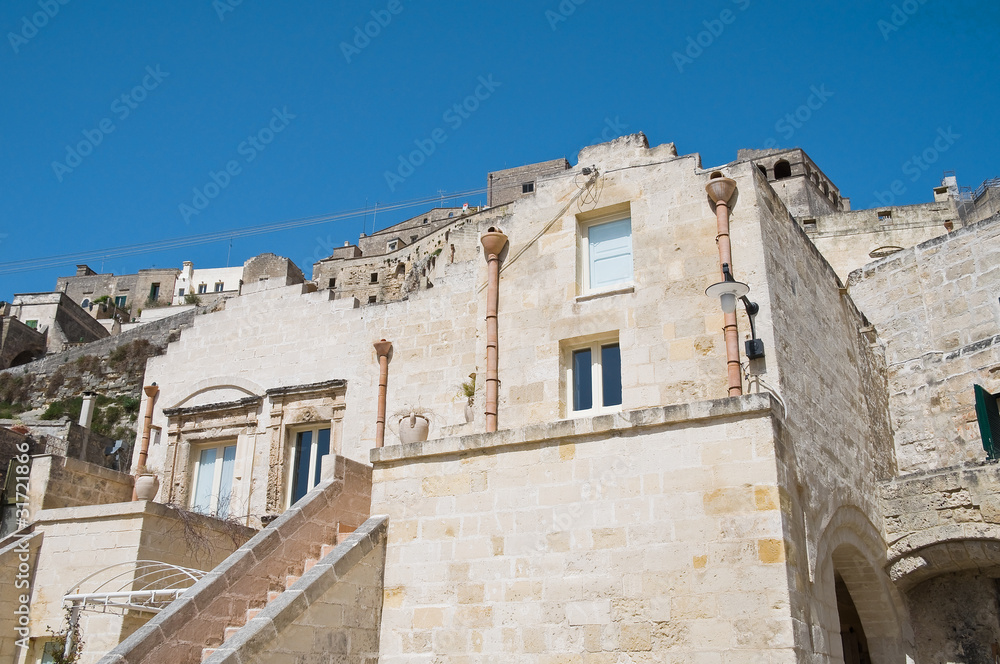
191, 442, 237, 518
289, 427, 331, 505
568, 339, 622, 414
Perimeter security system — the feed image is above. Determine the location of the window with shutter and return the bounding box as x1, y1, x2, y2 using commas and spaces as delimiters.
974, 384, 1000, 459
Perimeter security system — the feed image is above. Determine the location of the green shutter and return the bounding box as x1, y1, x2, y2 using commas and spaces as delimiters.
974, 384, 1000, 459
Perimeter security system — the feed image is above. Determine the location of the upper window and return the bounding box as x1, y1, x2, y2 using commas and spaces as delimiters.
149, 283, 160, 300
522, 181, 535, 194
25, 320, 38, 330
178, 288, 185, 298
191, 441, 237, 518
580, 213, 633, 292
387, 240, 398, 251
288, 426, 331, 506
197, 283, 208, 294
114, 295, 127, 308
214, 282, 224, 292
774, 160, 792, 180
565, 336, 622, 415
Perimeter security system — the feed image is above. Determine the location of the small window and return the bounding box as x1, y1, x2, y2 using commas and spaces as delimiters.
197, 284, 208, 294
368, 295, 377, 304
178, 289, 185, 298
567, 339, 622, 415
757, 164, 767, 178
522, 182, 535, 194
25, 320, 38, 330
149, 283, 160, 300
975, 385, 1000, 459
410, 235, 418, 242
214, 282, 224, 292
581, 215, 633, 292
328, 277, 337, 289
288, 427, 332, 506
370, 273, 379, 284
191, 442, 237, 518
387, 240, 398, 251
803, 219, 817, 232
81, 298, 90, 309
423, 218, 429, 224
114, 295, 127, 308
774, 160, 792, 180
877, 210, 892, 221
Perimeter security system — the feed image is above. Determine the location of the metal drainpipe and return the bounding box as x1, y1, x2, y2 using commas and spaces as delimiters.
133, 383, 158, 500
481, 228, 509, 432
373, 339, 392, 448
707, 176, 743, 397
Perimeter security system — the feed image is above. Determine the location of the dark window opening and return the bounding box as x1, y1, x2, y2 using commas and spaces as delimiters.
197, 284, 208, 294
774, 160, 792, 180
522, 182, 535, 194
149, 283, 160, 300
757, 164, 767, 177
803, 219, 818, 232
975, 384, 1000, 459
370, 273, 379, 284
328, 278, 336, 289
877, 210, 892, 221
368, 295, 377, 304
410, 235, 418, 242
214, 282, 224, 292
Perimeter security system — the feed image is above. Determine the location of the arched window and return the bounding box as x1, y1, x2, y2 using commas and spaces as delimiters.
757, 164, 767, 178
81, 298, 90, 309
774, 160, 792, 180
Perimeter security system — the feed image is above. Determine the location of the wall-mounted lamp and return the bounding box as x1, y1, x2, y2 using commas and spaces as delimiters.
706, 263, 765, 360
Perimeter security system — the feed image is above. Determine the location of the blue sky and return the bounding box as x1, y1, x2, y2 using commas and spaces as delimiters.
1, 0, 997, 300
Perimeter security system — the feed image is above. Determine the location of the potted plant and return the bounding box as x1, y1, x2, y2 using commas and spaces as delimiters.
395, 407, 430, 444
459, 375, 476, 423
134, 466, 160, 501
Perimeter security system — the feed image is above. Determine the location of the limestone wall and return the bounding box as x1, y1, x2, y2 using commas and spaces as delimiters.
0, 532, 42, 664
848, 215, 1000, 471
26, 455, 133, 514
372, 396, 799, 662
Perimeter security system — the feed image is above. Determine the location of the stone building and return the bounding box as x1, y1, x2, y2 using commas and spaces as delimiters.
2, 134, 999, 663
1, 292, 109, 361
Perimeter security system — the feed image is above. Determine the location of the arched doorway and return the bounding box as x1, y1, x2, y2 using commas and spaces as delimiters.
837, 573, 873, 664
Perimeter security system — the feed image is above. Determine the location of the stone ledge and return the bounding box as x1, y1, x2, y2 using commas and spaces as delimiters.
371, 393, 776, 465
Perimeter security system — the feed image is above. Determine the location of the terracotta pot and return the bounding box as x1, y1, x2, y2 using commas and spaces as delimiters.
135, 474, 160, 501
398, 413, 429, 444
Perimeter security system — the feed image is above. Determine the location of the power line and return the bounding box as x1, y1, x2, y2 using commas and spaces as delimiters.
0, 187, 485, 276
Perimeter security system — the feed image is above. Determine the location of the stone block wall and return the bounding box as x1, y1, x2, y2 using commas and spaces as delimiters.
26, 455, 133, 514
372, 397, 799, 662
0, 532, 42, 664
487, 157, 570, 207
848, 215, 1000, 471
0, 316, 46, 369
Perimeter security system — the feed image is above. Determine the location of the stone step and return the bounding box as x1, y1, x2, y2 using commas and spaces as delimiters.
267, 590, 280, 603
303, 557, 318, 573
224, 626, 240, 641
285, 574, 300, 588
202, 647, 216, 660
246, 607, 262, 621
321, 543, 335, 557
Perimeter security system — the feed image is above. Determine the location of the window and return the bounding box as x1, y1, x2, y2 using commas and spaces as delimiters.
197, 283, 208, 294
580, 213, 633, 292
114, 295, 127, 308
566, 337, 622, 415
178, 288, 185, 298
81, 298, 90, 309
191, 442, 237, 518
368, 295, 377, 304
522, 181, 535, 194
328, 277, 336, 289
877, 210, 893, 221
149, 283, 160, 300
803, 219, 818, 232
387, 240, 398, 251
975, 385, 1000, 459
288, 427, 331, 505
214, 282, 224, 292
25, 320, 38, 330
370, 272, 379, 284
410, 235, 418, 242
774, 160, 792, 180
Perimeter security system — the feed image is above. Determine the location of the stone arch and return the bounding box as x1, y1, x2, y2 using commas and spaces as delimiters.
815, 506, 913, 663
8, 350, 39, 368
888, 532, 1000, 590
168, 376, 265, 409
774, 160, 792, 180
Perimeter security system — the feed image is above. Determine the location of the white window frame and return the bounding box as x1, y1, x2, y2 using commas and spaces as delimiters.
563, 334, 623, 417
578, 208, 633, 295
214, 282, 225, 292
285, 424, 332, 508
197, 283, 208, 294
190, 441, 237, 518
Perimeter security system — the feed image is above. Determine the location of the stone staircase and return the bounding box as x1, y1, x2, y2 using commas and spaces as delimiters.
199, 525, 353, 661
